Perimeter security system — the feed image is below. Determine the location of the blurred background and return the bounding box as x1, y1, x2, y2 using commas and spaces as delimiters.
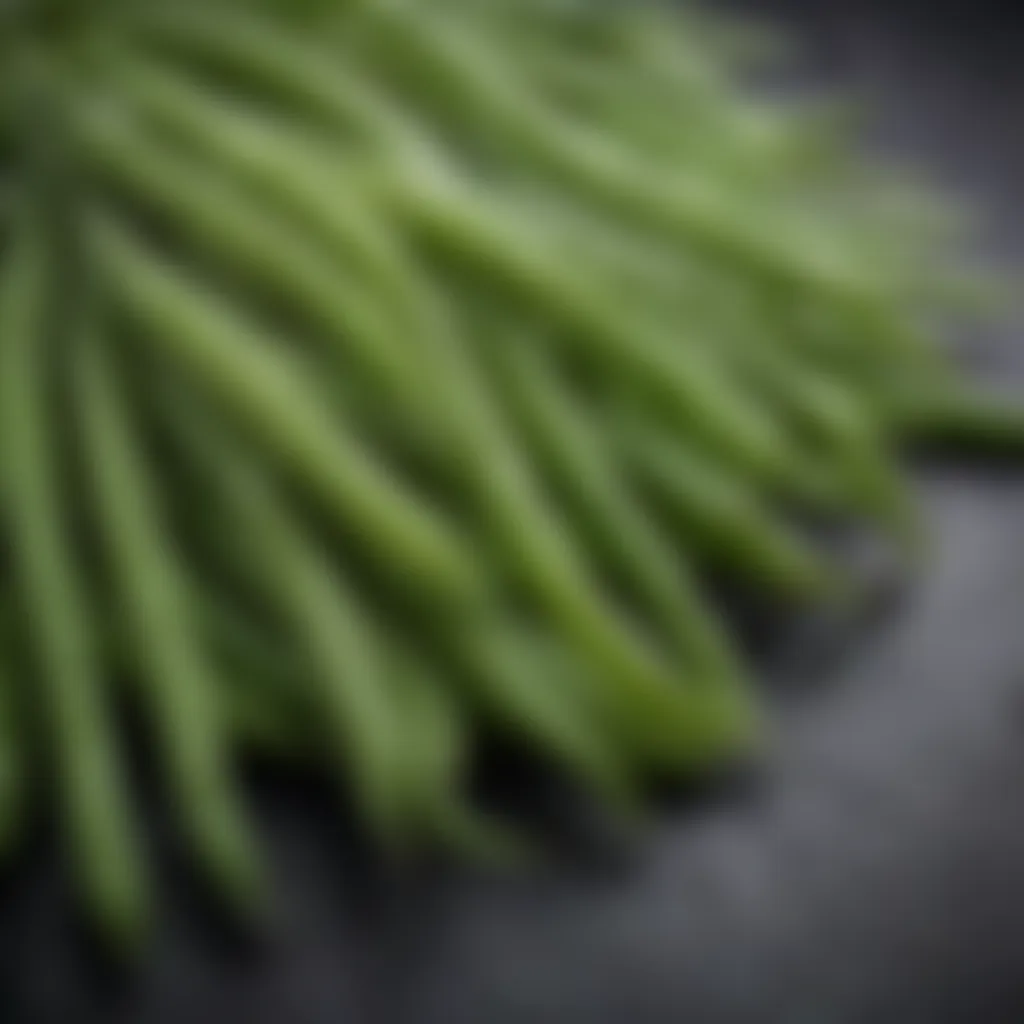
4, 0, 1024, 1021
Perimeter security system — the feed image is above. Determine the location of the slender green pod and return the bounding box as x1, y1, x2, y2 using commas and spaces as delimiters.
73, 319, 266, 921
89, 63, 756, 758
396, 659, 530, 863
195, 591, 309, 764
163, 392, 411, 846
890, 386, 1024, 457
615, 417, 839, 598
92, 215, 484, 607
113, 0, 414, 149
347, 10, 881, 296
698, 311, 922, 543
458, 624, 639, 807
72, 99, 430, 418
492, 335, 744, 689
377, 159, 795, 485
0, 216, 149, 945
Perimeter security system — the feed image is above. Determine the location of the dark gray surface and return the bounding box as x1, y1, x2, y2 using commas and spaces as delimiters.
4, 1, 1024, 1021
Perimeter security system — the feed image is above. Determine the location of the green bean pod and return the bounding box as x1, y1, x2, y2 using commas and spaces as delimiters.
492, 335, 744, 689
73, 319, 266, 921
0, 215, 149, 945
396, 660, 530, 863
350, 10, 884, 297
615, 417, 839, 599
164, 393, 411, 846
73, 98, 431, 418
114, 1, 414, 150
377, 159, 795, 486
197, 591, 310, 764
890, 385, 1024, 456
92, 215, 484, 607
458, 624, 639, 807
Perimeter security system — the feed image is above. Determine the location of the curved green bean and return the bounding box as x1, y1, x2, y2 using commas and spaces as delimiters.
73, 319, 265, 920
492, 334, 744, 689
0, 216, 149, 945
163, 391, 410, 846
92, 215, 484, 607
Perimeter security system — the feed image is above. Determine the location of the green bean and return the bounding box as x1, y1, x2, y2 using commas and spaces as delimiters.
115, 1, 414, 150
615, 416, 840, 599
171, 397, 520, 851
406, 282, 749, 764
100, 28, 931, 431
748, 354, 920, 544
394, 658, 470, 832
391, 10, 947, 366
492, 335, 744, 688
608, 19, 856, 186
73, 100, 430, 419
91, 435, 312, 760
221, 676, 305, 765
73, 319, 265, 920
508, 181, 912, 390
396, 660, 530, 863
152, 321, 641, 830
93, 48, 891, 525
0, 0, 1007, 923
0, 217, 149, 944
668, 296, 922, 542
163, 391, 410, 846
134, 66, 766, 768
503, 35, 828, 198
466, 186, 849, 510
468, 191, 882, 520
70, 119, 446, 479
97, 62, 755, 753
407, 275, 759, 763
354, 10, 880, 296
493, 200, 902, 523
377, 158, 795, 485
890, 385, 1024, 456
196, 590, 310, 764
457, 623, 640, 806
92, 214, 484, 607
90, 57, 451, 383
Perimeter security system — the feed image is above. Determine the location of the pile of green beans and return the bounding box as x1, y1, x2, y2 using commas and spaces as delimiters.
0, 0, 1019, 945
